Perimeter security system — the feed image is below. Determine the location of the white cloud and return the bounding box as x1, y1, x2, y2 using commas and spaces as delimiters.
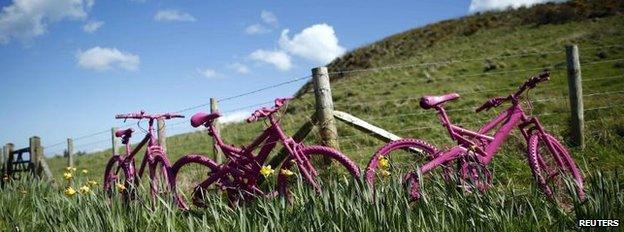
0, 0, 93, 44
469, 0, 564, 12
278, 23, 346, 64
260, 10, 277, 26
83, 20, 104, 33
245, 24, 269, 35
197, 68, 217, 78
229, 63, 250, 74
219, 111, 250, 124
249, 49, 292, 71
76, 47, 140, 71
154, 10, 196, 22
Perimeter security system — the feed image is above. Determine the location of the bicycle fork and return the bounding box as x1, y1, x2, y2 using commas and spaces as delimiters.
284, 139, 321, 192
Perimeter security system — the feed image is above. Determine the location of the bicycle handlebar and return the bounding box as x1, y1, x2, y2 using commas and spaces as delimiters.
246, 97, 293, 123
115, 111, 185, 120
475, 71, 550, 113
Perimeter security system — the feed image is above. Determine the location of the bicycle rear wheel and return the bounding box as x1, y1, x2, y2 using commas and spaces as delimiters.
169, 154, 220, 210
103, 155, 135, 201
277, 145, 361, 196
527, 131, 585, 203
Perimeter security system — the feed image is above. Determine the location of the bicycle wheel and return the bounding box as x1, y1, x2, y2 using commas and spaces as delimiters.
527, 131, 585, 202
277, 145, 361, 196
147, 152, 173, 203
169, 154, 219, 210
365, 139, 439, 187
103, 155, 135, 201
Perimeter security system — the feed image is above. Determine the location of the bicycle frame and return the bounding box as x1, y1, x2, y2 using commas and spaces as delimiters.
422, 98, 546, 174
197, 113, 308, 193
115, 119, 167, 185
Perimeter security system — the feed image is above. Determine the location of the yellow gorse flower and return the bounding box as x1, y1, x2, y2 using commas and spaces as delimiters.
87, 180, 98, 187
380, 170, 391, 178
260, 165, 275, 177
280, 169, 295, 177
116, 183, 126, 193
79, 185, 91, 194
378, 157, 389, 170
63, 172, 73, 180
81, 169, 88, 174
65, 187, 77, 197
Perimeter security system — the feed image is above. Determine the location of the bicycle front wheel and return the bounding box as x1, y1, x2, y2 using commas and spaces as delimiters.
527, 131, 585, 203
147, 152, 173, 203
365, 139, 439, 186
277, 145, 361, 196
169, 154, 219, 210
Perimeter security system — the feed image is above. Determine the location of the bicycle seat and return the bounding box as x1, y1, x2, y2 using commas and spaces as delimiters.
420, 93, 460, 109
115, 128, 134, 138
190, 112, 221, 127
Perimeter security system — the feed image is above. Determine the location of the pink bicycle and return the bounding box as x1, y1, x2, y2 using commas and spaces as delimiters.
103, 111, 184, 203
365, 71, 585, 203
169, 98, 361, 210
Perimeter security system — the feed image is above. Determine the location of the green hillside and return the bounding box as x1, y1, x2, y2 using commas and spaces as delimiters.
47, 0, 624, 187
3, 1, 622, 230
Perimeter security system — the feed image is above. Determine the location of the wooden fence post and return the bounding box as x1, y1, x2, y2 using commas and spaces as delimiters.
210, 98, 223, 163
5, 143, 13, 176
566, 44, 585, 149
157, 118, 167, 152
1, 145, 6, 176
28, 137, 53, 181
29, 137, 41, 176
312, 66, 340, 150
111, 127, 118, 156
67, 138, 74, 167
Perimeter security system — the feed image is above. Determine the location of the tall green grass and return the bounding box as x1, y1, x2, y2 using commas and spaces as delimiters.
1, 170, 622, 231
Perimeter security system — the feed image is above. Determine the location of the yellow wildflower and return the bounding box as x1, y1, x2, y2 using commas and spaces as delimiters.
378, 157, 389, 170
280, 169, 295, 177
260, 165, 275, 177
65, 167, 73, 172
79, 185, 91, 194
87, 180, 98, 187
72, 167, 77, 172
81, 169, 88, 174
380, 170, 391, 178
116, 183, 126, 193
65, 187, 77, 197
63, 172, 73, 181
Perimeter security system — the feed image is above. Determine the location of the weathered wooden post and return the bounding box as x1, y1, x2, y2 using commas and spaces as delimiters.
29, 137, 41, 176
210, 97, 223, 163
67, 138, 74, 167
1, 145, 7, 176
312, 66, 340, 150
566, 44, 585, 149
5, 143, 13, 176
111, 127, 119, 156
29, 137, 53, 180
157, 118, 167, 152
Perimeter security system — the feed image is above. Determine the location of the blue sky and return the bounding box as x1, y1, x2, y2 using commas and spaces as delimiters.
0, 0, 552, 154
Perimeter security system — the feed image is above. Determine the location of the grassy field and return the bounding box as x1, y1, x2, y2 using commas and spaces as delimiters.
1, 170, 622, 231
3, 1, 624, 231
